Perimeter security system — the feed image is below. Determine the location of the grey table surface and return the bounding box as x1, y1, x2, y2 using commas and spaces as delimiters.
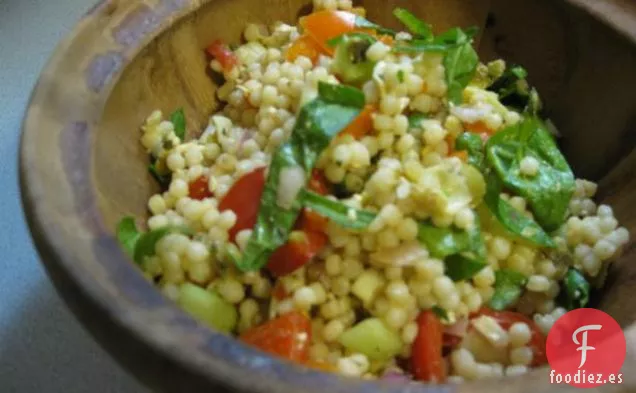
0, 0, 148, 391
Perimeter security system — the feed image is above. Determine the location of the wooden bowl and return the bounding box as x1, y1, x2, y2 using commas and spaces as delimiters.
19, 0, 636, 392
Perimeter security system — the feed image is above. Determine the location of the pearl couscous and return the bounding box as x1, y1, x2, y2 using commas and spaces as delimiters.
117, 2, 630, 384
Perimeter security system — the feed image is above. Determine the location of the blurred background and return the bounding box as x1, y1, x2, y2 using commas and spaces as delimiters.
0, 0, 147, 391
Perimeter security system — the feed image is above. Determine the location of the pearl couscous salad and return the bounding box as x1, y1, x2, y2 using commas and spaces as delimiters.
117, 1, 630, 384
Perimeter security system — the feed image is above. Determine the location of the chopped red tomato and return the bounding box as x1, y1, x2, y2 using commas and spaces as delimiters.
188, 176, 213, 200
299, 169, 331, 233
308, 169, 330, 195
206, 40, 239, 72
240, 311, 312, 363
272, 282, 289, 300
412, 311, 446, 383
267, 230, 328, 277
442, 334, 462, 351
286, 34, 323, 64
219, 167, 266, 242
300, 11, 358, 55
472, 308, 547, 366
296, 209, 329, 234
341, 105, 375, 139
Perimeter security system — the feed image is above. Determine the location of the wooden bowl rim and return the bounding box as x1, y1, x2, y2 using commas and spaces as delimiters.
19, 1, 636, 392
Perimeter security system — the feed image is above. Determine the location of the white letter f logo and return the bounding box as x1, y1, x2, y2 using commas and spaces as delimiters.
572, 324, 602, 368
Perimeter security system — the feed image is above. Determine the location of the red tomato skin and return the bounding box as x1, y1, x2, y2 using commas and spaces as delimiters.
206, 40, 239, 71
472, 308, 547, 366
411, 311, 446, 383
219, 167, 266, 242
298, 169, 330, 234
267, 231, 327, 277
272, 282, 289, 300
240, 311, 312, 363
308, 169, 330, 195
300, 11, 357, 55
296, 209, 329, 234
188, 176, 213, 200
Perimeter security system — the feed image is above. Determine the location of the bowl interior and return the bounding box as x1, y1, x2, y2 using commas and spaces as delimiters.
87, 0, 636, 387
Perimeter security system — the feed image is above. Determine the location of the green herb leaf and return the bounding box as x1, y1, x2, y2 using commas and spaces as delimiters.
393, 40, 450, 54
170, 108, 186, 140
327, 32, 377, 48
510, 65, 528, 79
408, 112, 427, 129
354, 16, 396, 37
486, 117, 575, 232
484, 175, 557, 248
331, 34, 377, 86
417, 222, 472, 259
133, 226, 190, 266
417, 219, 487, 281
487, 64, 543, 115
393, 8, 433, 41
455, 132, 485, 171
561, 268, 590, 310
148, 159, 171, 189
299, 190, 376, 230
116, 217, 190, 265
441, 28, 479, 104
445, 254, 488, 282
489, 269, 528, 310
432, 306, 450, 322
238, 82, 365, 272
116, 217, 142, 257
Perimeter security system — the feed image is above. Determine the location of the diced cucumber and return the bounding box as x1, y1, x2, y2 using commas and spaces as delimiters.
178, 283, 238, 333
352, 270, 384, 306
339, 318, 402, 361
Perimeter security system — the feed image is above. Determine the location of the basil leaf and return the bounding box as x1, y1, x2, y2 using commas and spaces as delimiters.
441, 28, 479, 104
393, 40, 450, 54
133, 227, 177, 266
238, 82, 365, 272
445, 254, 487, 282
148, 158, 171, 189
561, 268, 590, 310
408, 112, 427, 130
170, 108, 186, 140
510, 65, 528, 79
484, 175, 557, 248
486, 117, 575, 232
417, 222, 472, 259
117, 217, 142, 257
418, 219, 487, 281
116, 217, 190, 265
487, 64, 543, 115
489, 269, 528, 310
327, 32, 377, 48
354, 15, 396, 37
393, 8, 433, 40
299, 190, 376, 230
432, 306, 450, 322
455, 132, 485, 171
